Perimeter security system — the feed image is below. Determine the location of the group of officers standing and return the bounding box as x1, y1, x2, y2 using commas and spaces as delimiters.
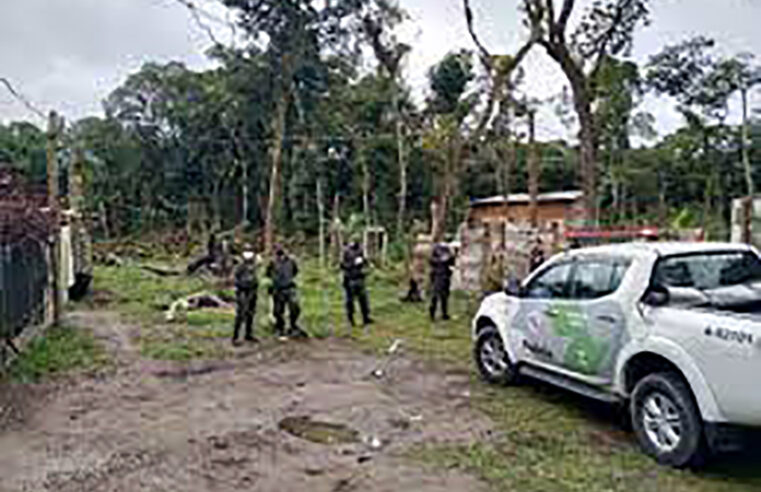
229, 240, 458, 346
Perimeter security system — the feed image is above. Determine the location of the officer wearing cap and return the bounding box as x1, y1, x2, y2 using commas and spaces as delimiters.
233, 244, 258, 346
341, 240, 373, 328
266, 245, 306, 338
429, 243, 455, 321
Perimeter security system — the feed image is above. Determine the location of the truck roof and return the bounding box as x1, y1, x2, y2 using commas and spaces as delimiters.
564, 242, 753, 260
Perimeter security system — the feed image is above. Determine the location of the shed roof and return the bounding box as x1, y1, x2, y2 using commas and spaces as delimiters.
470, 190, 583, 207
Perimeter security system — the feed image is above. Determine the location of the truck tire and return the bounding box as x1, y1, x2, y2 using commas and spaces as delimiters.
474, 327, 517, 385
631, 372, 706, 468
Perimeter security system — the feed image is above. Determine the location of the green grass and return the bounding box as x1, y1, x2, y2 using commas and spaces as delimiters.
91, 262, 212, 318
8, 325, 109, 383
87, 257, 761, 490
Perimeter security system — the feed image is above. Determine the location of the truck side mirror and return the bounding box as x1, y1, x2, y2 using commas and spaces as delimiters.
642, 285, 669, 307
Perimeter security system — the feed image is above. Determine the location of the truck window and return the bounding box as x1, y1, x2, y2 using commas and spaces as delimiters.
654, 252, 761, 291
525, 263, 573, 300
570, 260, 630, 300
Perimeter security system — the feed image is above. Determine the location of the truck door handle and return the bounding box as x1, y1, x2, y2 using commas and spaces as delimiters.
596, 315, 617, 324
545, 308, 559, 318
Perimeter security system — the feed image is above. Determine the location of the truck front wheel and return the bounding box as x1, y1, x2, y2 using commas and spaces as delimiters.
631, 372, 706, 468
474, 327, 517, 385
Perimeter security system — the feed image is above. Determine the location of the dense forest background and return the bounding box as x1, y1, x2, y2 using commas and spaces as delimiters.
1, 0, 760, 245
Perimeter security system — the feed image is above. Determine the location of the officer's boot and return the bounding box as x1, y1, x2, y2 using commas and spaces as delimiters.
244, 314, 258, 343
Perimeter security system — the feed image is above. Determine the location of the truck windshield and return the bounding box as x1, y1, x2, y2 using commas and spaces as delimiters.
654, 251, 761, 291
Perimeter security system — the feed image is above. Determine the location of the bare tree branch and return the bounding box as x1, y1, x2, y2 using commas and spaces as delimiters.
463, 0, 492, 69
173, 0, 224, 47
546, 0, 556, 37
0, 77, 46, 120
472, 40, 534, 138
589, 0, 635, 84
557, 0, 576, 33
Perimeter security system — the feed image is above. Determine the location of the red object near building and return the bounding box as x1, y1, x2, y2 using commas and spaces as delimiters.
565, 226, 660, 242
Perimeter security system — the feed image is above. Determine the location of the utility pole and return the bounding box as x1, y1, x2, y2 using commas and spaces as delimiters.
46, 111, 62, 325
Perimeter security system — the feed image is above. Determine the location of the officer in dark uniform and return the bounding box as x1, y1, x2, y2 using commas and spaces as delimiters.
187, 230, 222, 275
341, 241, 373, 327
266, 246, 306, 337
529, 238, 546, 273
233, 245, 258, 346
429, 243, 455, 321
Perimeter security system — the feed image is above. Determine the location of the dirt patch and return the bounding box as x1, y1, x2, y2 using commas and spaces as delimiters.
0, 382, 51, 432
0, 311, 490, 492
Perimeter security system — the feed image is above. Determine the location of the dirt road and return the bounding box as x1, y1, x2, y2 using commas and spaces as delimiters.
0, 310, 491, 491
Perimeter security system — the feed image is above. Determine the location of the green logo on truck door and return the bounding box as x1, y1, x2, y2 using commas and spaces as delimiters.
549, 303, 609, 375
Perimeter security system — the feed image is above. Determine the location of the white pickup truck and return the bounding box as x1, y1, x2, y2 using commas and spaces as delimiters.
472, 242, 761, 467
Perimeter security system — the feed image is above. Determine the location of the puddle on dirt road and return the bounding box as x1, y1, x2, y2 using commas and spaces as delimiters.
278, 416, 360, 445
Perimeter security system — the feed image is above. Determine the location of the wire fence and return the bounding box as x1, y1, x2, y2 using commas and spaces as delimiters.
0, 198, 52, 350
0, 238, 48, 340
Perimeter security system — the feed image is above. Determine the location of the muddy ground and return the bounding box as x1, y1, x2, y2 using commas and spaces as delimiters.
0, 310, 492, 492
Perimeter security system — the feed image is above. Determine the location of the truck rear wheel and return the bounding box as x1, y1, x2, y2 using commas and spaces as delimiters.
474, 327, 517, 385
631, 372, 706, 468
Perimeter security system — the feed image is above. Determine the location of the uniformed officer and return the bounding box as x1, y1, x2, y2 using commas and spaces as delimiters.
266, 246, 306, 337
187, 230, 222, 275
529, 238, 545, 273
429, 243, 455, 321
341, 241, 373, 327
233, 244, 258, 346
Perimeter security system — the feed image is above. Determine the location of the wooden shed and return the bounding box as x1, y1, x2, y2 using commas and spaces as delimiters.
467, 191, 584, 229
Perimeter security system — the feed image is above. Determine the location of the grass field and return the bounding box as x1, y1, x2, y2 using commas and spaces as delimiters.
8, 325, 109, 383
86, 256, 761, 491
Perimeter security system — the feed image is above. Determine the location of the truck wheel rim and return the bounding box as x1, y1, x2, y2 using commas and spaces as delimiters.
642, 392, 682, 454
481, 336, 508, 377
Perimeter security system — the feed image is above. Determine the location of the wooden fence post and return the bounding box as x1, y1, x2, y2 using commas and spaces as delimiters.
46, 111, 62, 325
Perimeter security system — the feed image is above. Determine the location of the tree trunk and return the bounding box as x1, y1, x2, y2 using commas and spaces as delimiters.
576, 100, 598, 225
527, 110, 540, 228
658, 170, 667, 230
394, 88, 407, 238
99, 202, 111, 240
241, 157, 249, 226
431, 195, 448, 243
432, 137, 461, 243
331, 194, 343, 263
264, 95, 288, 255
541, 41, 598, 224
213, 179, 224, 231
742, 88, 754, 198
360, 138, 371, 229
317, 179, 325, 268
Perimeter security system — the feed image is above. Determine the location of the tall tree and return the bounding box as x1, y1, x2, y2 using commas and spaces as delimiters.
711, 54, 761, 197
222, 0, 381, 253
361, 4, 411, 237
519, 0, 650, 222
647, 37, 752, 235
